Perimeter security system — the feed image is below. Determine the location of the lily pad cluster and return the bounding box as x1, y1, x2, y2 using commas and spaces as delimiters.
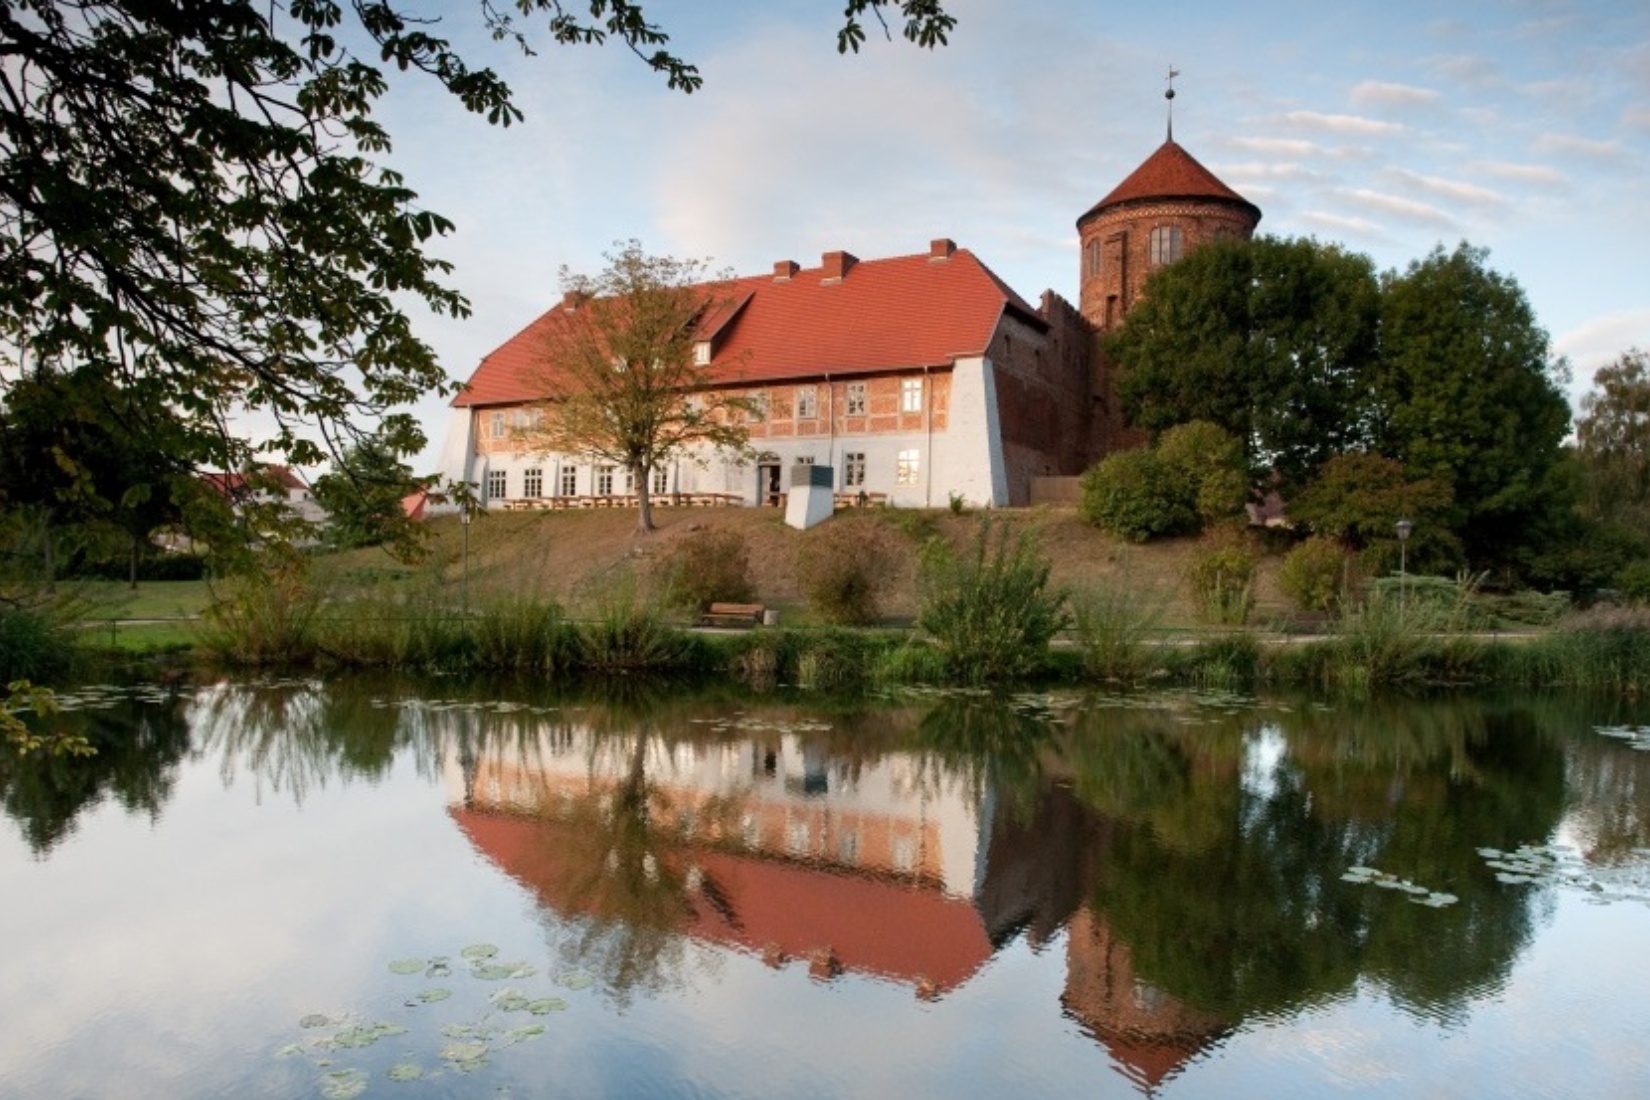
1340, 865, 1459, 907
1478, 844, 1650, 905
42, 682, 196, 712
689, 714, 834, 736
278, 944, 595, 1095
1594, 725, 1650, 751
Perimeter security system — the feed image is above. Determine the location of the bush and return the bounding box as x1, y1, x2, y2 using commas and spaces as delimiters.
1279, 537, 1353, 614
1069, 580, 1164, 683
575, 574, 695, 671
197, 564, 328, 665
1155, 421, 1249, 524
658, 528, 754, 613
1186, 537, 1256, 625
918, 518, 1068, 682
1619, 559, 1650, 606
1079, 450, 1196, 542
0, 602, 78, 681
795, 518, 897, 625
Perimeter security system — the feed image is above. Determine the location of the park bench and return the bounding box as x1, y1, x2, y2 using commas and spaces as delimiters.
701, 602, 767, 628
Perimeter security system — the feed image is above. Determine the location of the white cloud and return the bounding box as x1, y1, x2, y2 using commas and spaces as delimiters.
1431, 53, 1501, 88
1350, 81, 1442, 110
1384, 168, 1508, 209
1623, 105, 1650, 133
1556, 308, 1650, 382
1214, 161, 1319, 182
1533, 132, 1628, 162
1297, 211, 1395, 243
1343, 188, 1455, 227
1467, 160, 1570, 188
1281, 111, 1405, 137
1224, 136, 1327, 158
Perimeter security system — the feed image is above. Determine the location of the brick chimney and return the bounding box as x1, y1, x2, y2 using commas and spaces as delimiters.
773, 259, 799, 281
560, 289, 591, 310
821, 250, 857, 283
929, 238, 956, 260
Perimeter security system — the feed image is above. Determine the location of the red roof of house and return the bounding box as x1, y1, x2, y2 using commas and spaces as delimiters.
200, 465, 306, 496
1077, 140, 1260, 226
451, 245, 1043, 408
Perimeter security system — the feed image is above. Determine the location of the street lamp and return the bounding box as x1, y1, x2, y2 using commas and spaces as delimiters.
460, 501, 473, 619
1395, 518, 1414, 620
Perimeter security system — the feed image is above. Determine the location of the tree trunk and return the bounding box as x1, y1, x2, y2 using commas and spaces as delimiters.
633, 462, 655, 534
129, 534, 140, 591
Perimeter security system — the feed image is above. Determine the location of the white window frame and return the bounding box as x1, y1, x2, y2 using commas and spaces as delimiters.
846, 382, 867, 416
796, 385, 817, 419
559, 466, 577, 496
651, 466, 668, 494
1150, 224, 1182, 267
896, 449, 920, 486
486, 469, 507, 500
595, 465, 615, 496
843, 452, 866, 487
489, 411, 506, 438
900, 378, 923, 414
523, 467, 543, 498
693, 341, 711, 366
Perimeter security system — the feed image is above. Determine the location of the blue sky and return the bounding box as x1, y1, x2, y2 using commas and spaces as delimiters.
364, 0, 1650, 472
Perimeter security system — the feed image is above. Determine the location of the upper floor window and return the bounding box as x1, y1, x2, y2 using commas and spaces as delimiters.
751, 390, 770, 420
693, 341, 711, 366
846, 382, 867, 416
900, 378, 923, 414
1149, 225, 1182, 268
796, 386, 818, 420
489, 411, 505, 438
1085, 238, 1103, 278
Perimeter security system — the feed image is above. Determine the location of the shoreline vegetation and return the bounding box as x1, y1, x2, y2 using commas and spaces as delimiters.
5, 508, 1649, 700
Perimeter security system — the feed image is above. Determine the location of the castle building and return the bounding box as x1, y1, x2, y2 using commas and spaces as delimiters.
440, 126, 1259, 511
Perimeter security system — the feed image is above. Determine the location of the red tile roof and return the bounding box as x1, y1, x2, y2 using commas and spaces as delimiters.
1077, 140, 1260, 226
452, 245, 1043, 408
200, 465, 306, 496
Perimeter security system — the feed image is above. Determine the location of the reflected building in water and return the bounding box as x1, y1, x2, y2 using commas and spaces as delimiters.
437, 713, 1228, 1091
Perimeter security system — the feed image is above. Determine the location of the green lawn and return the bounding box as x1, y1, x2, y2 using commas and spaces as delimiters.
77, 579, 214, 621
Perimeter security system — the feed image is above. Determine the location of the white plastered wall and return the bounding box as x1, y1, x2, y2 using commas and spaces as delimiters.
931, 356, 1008, 508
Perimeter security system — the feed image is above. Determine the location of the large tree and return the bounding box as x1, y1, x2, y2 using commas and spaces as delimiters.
1372, 243, 1571, 560
0, 1, 954, 490
526, 241, 759, 534
1109, 236, 1381, 488
309, 417, 430, 555
1576, 348, 1650, 535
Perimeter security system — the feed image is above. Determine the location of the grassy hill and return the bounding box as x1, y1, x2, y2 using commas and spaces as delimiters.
329, 504, 1290, 630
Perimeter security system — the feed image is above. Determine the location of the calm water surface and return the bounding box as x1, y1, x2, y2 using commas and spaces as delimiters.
4, 677, 1650, 1098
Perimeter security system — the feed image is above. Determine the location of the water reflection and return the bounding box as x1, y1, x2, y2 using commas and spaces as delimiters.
7, 678, 1650, 1094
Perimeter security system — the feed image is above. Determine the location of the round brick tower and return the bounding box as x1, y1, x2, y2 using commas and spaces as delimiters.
1077, 139, 1262, 332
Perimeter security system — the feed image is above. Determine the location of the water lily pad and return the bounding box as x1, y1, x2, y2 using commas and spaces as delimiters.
528, 998, 568, 1015
441, 1024, 476, 1038
442, 1040, 489, 1066
471, 964, 520, 981
388, 958, 425, 975
1496, 872, 1534, 884
386, 1063, 424, 1082
299, 1013, 332, 1029
460, 944, 499, 961
320, 1069, 370, 1100
504, 1023, 547, 1043
492, 989, 530, 1012
411, 987, 451, 1005
561, 972, 594, 991
425, 962, 452, 980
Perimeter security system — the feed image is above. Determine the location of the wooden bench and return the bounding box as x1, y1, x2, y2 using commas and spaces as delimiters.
701, 602, 766, 628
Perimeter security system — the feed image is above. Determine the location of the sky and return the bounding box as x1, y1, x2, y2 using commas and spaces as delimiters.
356, 0, 1650, 475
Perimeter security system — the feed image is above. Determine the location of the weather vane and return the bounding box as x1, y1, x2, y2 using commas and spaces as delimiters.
1165, 66, 1179, 142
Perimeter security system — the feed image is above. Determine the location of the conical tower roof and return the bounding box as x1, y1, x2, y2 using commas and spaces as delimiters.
1077, 140, 1260, 227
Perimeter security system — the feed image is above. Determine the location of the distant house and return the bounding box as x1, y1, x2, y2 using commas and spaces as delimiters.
200, 465, 327, 527
440, 136, 1259, 512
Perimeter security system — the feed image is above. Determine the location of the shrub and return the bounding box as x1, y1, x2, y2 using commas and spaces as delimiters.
658, 528, 754, 613
575, 574, 694, 671
197, 563, 328, 665
918, 518, 1068, 682
1155, 421, 1249, 524
0, 601, 78, 681
1619, 559, 1650, 606
795, 518, 897, 625
1069, 580, 1164, 683
1279, 536, 1353, 614
1079, 450, 1196, 542
1186, 537, 1256, 625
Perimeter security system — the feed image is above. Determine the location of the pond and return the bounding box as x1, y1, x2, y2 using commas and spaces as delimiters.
4, 676, 1650, 1098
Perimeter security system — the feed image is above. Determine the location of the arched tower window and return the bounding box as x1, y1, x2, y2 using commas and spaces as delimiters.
1149, 225, 1182, 267
1085, 238, 1103, 278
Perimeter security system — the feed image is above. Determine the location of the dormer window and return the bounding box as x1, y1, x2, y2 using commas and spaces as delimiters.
1149, 225, 1182, 267
693, 341, 711, 366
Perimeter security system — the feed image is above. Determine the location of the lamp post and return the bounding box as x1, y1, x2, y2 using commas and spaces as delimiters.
1395, 518, 1413, 620
460, 501, 473, 620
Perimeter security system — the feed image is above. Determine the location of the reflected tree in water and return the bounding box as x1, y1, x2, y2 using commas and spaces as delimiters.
910, 695, 1055, 825
0, 692, 191, 853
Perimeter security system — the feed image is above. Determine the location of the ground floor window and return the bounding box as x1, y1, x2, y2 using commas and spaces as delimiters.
523, 467, 543, 498
559, 466, 577, 496
895, 449, 920, 486
596, 465, 615, 496
651, 466, 668, 494
486, 469, 507, 501
843, 452, 866, 487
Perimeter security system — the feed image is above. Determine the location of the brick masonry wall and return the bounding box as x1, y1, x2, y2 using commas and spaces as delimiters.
1077, 198, 1258, 330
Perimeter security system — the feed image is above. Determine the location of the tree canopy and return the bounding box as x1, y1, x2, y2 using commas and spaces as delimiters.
1109, 236, 1380, 488
310, 421, 430, 555
1576, 347, 1650, 535
525, 241, 759, 534
0, 0, 954, 520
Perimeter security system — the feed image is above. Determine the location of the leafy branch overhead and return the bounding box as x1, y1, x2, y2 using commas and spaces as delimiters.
0, 1, 955, 485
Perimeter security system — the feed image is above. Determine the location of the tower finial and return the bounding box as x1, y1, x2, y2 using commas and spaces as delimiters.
1165, 66, 1179, 142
